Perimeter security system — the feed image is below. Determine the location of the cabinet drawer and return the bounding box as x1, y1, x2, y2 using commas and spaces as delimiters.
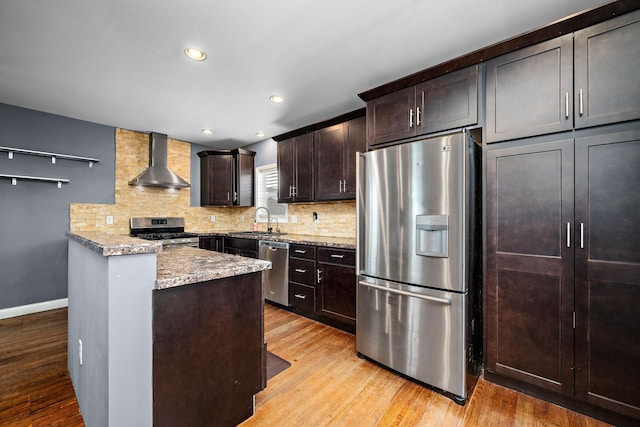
317, 247, 355, 266
290, 244, 316, 260
289, 283, 315, 312
289, 258, 316, 286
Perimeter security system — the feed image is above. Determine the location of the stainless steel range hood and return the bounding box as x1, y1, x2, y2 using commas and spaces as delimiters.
128, 132, 190, 189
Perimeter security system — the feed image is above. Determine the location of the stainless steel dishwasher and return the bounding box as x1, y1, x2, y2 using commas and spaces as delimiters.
259, 240, 289, 306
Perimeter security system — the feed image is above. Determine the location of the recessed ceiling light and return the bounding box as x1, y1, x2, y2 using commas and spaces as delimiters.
255, 132, 266, 138
269, 95, 285, 103
201, 128, 214, 134
185, 48, 207, 61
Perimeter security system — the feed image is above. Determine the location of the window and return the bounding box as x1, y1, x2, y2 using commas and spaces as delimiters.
255, 164, 287, 223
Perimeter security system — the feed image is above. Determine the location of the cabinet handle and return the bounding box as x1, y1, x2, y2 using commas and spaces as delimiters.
227, 192, 230, 201
579, 89, 583, 116
565, 92, 569, 119
294, 268, 307, 273
330, 254, 344, 259
343, 180, 348, 192
292, 185, 297, 197
233, 191, 237, 201
289, 185, 292, 197
294, 249, 307, 254
416, 106, 421, 126
566, 222, 571, 248
317, 269, 322, 283
580, 223, 584, 249
409, 108, 414, 128
294, 294, 307, 300
339, 179, 343, 193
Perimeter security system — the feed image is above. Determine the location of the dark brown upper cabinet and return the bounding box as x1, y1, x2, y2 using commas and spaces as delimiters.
366, 66, 478, 147
314, 117, 366, 201
487, 9, 640, 143
198, 148, 255, 207
277, 133, 314, 203
485, 35, 574, 143
574, 10, 640, 129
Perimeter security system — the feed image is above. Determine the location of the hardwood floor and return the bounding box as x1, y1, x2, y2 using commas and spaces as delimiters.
0, 305, 611, 426
0, 308, 83, 426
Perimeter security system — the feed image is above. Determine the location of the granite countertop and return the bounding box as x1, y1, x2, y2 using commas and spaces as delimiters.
156, 246, 271, 290
66, 231, 271, 290
197, 231, 357, 249
65, 231, 162, 256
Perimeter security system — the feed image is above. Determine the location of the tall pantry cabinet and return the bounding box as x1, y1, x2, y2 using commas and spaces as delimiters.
485, 9, 640, 422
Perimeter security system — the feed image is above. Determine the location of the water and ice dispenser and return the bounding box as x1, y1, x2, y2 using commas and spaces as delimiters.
416, 215, 449, 257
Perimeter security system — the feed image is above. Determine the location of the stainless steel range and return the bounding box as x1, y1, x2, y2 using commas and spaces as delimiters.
130, 217, 199, 247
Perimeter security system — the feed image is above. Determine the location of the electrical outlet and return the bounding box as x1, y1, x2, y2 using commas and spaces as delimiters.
106, 215, 113, 225
79, 339, 83, 366
290, 215, 298, 223
210, 215, 216, 222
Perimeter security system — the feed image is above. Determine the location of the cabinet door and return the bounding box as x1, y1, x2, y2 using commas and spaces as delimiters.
486, 35, 573, 143
201, 154, 233, 206
293, 133, 314, 202
485, 139, 575, 395
317, 263, 356, 326
574, 10, 640, 129
574, 130, 640, 419
235, 152, 255, 206
199, 236, 215, 251
417, 65, 478, 135
342, 116, 366, 199
314, 124, 345, 201
277, 138, 295, 203
366, 87, 416, 146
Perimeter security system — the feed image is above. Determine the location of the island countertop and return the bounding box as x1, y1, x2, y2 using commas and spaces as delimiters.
156, 246, 271, 289
65, 231, 271, 289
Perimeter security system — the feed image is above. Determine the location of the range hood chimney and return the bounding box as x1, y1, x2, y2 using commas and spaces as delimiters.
128, 132, 190, 189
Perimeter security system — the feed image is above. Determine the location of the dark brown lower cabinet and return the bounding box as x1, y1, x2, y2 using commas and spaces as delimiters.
199, 235, 224, 252
153, 272, 264, 427
286, 244, 356, 331
317, 248, 356, 326
574, 130, 640, 420
486, 129, 640, 423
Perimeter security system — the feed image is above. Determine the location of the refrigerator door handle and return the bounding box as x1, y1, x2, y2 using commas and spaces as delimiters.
359, 281, 452, 305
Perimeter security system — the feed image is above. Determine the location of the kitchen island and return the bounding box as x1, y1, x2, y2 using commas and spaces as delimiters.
65, 232, 271, 427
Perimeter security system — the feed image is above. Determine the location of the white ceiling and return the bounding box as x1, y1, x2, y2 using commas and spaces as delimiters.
0, 0, 607, 149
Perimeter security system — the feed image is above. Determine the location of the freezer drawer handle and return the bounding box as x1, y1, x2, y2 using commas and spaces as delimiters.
359, 281, 452, 305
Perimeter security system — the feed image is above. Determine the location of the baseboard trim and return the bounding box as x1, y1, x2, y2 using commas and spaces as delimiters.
0, 298, 68, 320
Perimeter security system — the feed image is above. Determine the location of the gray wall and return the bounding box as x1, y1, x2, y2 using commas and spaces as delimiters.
190, 138, 276, 207
0, 103, 115, 310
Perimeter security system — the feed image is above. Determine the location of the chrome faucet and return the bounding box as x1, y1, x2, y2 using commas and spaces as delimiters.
270, 217, 280, 234
253, 206, 271, 233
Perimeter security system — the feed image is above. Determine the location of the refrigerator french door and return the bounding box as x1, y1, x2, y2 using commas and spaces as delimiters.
356, 130, 482, 403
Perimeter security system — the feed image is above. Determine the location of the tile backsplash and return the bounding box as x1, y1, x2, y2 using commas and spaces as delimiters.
70, 128, 356, 239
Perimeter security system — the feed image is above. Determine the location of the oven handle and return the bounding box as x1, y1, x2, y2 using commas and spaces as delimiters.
358, 281, 451, 305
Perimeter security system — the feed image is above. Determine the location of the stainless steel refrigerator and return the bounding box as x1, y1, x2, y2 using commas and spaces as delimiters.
356, 130, 482, 404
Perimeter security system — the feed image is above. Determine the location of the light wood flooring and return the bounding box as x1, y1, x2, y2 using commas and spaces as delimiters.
0, 305, 612, 426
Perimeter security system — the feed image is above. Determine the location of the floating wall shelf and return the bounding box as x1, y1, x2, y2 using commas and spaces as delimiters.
0, 146, 100, 167
0, 174, 70, 188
